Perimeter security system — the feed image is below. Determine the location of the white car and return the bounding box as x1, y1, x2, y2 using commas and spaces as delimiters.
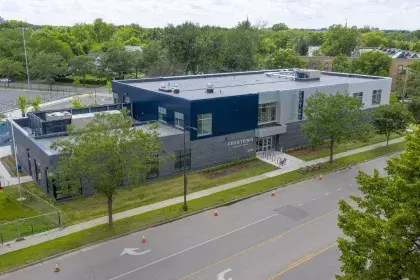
0, 78, 12, 83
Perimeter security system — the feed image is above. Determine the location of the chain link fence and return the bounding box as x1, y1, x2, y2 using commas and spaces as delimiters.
0, 185, 61, 245
1, 81, 98, 92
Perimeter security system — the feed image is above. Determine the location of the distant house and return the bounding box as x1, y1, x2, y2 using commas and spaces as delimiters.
0, 16, 4, 24
124, 46, 142, 52
87, 52, 103, 67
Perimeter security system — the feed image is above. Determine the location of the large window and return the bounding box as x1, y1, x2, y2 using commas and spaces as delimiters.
372, 89, 382, 105
258, 102, 277, 124
353, 92, 363, 103
174, 149, 191, 171
158, 107, 166, 123
197, 113, 212, 136
175, 112, 184, 129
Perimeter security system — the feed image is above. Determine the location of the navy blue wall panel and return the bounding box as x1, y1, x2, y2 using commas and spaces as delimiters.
190, 94, 258, 141
112, 82, 191, 128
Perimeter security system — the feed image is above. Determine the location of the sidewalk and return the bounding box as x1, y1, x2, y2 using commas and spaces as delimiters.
0, 136, 406, 255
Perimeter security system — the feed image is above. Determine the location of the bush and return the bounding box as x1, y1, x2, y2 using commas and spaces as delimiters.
201, 157, 259, 174
55, 76, 107, 86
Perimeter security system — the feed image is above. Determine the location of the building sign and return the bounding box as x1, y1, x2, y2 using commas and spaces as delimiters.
227, 137, 254, 148
298, 90, 304, 120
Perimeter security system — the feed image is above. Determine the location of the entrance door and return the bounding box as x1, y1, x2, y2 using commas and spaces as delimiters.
257, 136, 274, 152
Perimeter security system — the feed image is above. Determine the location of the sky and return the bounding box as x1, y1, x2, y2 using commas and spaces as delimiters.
0, 0, 419, 30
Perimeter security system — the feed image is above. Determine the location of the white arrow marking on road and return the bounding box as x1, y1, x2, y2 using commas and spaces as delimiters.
120, 248, 151, 256
218, 268, 232, 280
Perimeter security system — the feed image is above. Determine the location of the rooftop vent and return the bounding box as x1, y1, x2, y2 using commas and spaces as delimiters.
206, 83, 214, 94
173, 84, 180, 94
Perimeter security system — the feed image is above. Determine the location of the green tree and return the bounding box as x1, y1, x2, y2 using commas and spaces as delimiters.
70, 96, 82, 108
264, 49, 305, 69
30, 95, 42, 112
272, 22, 288, 31
408, 97, 420, 124
51, 109, 163, 227
16, 95, 28, 117
301, 92, 370, 163
30, 52, 68, 90
362, 31, 388, 47
0, 59, 25, 81
99, 48, 133, 80
351, 51, 392, 77
320, 24, 360, 56
68, 55, 95, 84
332, 54, 352, 73
371, 104, 411, 146
130, 50, 143, 78
337, 128, 420, 280
92, 18, 115, 43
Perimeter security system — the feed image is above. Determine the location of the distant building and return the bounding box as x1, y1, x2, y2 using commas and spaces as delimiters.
308, 46, 322, 57
0, 16, 4, 24
124, 46, 142, 52
87, 52, 103, 67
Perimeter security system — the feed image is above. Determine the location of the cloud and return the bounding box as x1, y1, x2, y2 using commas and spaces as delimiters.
0, 0, 419, 30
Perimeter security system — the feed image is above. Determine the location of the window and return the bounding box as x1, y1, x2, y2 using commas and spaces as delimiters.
258, 102, 277, 124
158, 107, 166, 123
27, 151, 32, 176
174, 149, 191, 171
353, 92, 363, 103
34, 159, 41, 183
397, 65, 404, 73
175, 112, 184, 129
372, 89, 382, 105
197, 113, 212, 136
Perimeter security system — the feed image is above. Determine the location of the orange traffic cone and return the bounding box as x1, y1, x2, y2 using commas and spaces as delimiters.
141, 234, 147, 244
214, 209, 219, 217
54, 264, 60, 273
271, 191, 276, 197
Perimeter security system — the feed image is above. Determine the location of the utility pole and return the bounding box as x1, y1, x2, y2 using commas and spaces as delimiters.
21, 27, 31, 90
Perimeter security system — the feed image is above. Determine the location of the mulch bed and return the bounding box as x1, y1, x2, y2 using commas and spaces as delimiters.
204, 160, 266, 179
0, 155, 28, 178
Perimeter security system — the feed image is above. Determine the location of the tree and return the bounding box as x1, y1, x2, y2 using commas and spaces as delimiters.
51, 109, 163, 227
337, 129, 420, 280
92, 18, 115, 43
351, 51, 392, 77
362, 31, 388, 47
30, 52, 68, 89
30, 95, 42, 112
70, 96, 82, 108
408, 97, 420, 125
99, 48, 133, 80
398, 61, 420, 98
264, 49, 305, 69
130, 50, 143, 78
371, 104, 411, 146
68, 55, 95, 84
301, 92, 370, 163
332, 54, 352, 73
16, 96, 28, 117
0, 59, 25, 81
320, 25, 360, 56
272, 22, 288, 31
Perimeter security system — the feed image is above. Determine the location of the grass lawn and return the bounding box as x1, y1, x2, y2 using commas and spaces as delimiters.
0, 156, 28, 178
0, 141, 406, 273
288, 133, 403, 161
22, 158, 277, 226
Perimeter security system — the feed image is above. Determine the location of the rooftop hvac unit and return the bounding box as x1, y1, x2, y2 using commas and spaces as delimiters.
173, 84, 180, 94
295, 69, 321, 80
158, 83, 172, 93
45, 111, 72, 122
206, 83, 214, 94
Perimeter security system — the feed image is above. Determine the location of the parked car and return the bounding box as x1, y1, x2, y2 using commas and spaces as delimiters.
0, 78, 12, 83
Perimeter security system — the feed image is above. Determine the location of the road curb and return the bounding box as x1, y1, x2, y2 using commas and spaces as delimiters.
0, 149, 403, 276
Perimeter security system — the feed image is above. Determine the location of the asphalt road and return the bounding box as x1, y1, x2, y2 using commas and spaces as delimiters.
0, 154, 393, 280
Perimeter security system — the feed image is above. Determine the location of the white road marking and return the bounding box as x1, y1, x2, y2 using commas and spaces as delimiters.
218, 268, 233, 280
297, 204, 303, 207
108, 213, 278, 280
120, 248, 151, 256
337, 188, 342, 191
325, 193, 330, 196
349, 184, 352, 187
312, 198, 316, 201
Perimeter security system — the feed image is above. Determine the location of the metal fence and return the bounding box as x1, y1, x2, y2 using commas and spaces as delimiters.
1, 81, 99, 92
0, 185, 62, 245
0, 91, 79, 113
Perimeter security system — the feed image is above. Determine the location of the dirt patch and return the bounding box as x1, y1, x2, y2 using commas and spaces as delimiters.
203, 160, 267, 179
0, 155, 28, 178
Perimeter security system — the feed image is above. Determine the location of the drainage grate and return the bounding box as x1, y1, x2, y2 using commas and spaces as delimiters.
273, 205, 311, 221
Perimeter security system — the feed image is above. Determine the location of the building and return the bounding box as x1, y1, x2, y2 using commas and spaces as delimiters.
8, 69, 391, 198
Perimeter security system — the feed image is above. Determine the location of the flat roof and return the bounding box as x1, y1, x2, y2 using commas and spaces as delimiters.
32, 123, 183, 155
119, 70, 388, 101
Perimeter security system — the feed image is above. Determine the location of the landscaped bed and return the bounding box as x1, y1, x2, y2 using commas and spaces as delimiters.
0, 155, 28, 178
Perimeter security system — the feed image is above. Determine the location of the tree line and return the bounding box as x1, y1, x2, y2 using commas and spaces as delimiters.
1, 18, 420, 86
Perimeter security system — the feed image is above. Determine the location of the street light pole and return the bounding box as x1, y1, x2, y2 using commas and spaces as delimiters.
21, 27, 31, 90
183, 126, 196, 211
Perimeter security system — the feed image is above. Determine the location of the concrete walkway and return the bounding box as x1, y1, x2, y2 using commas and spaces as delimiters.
0, 136, 406, 255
